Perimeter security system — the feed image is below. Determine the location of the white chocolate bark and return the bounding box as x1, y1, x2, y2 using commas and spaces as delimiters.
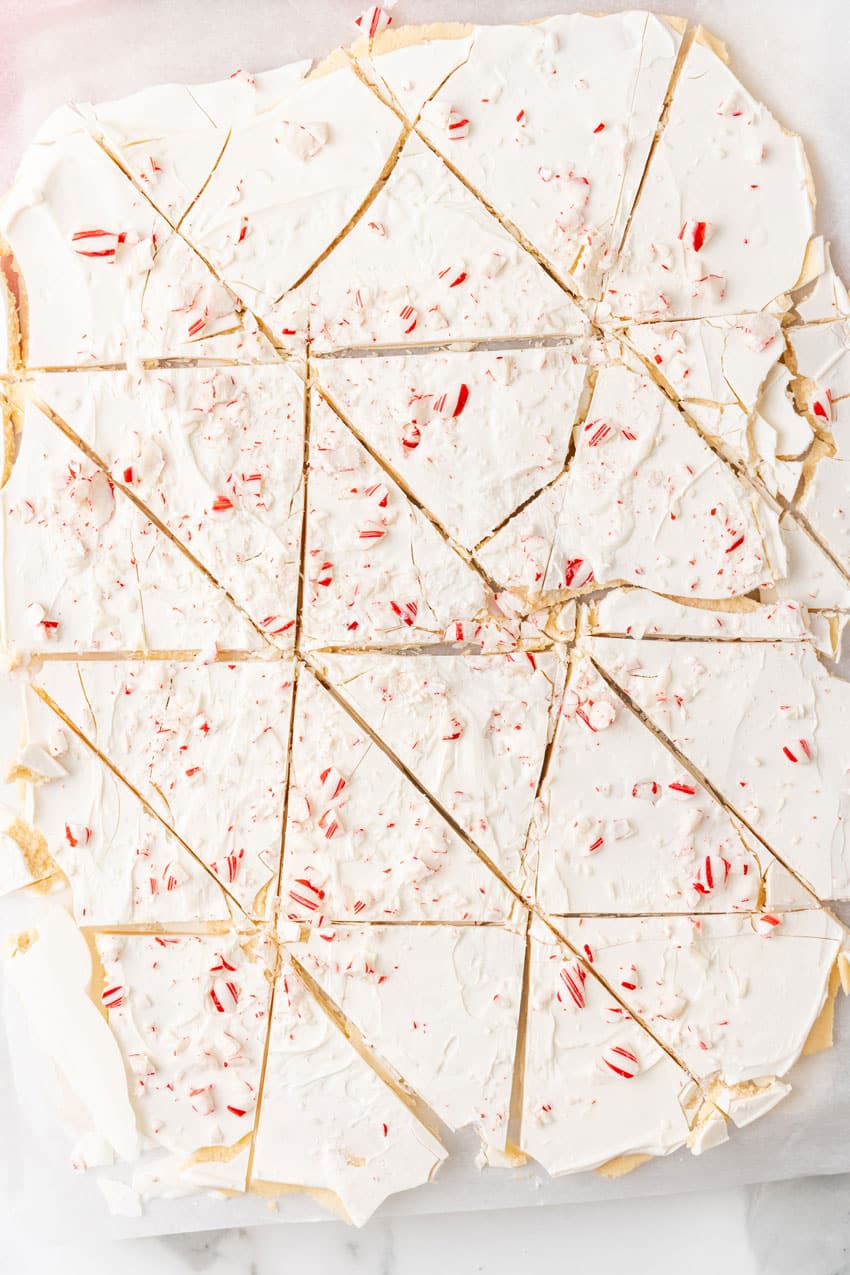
302, 396, 487, 648
252, 960, 446, 1226
591, 636, 850, 898
35, 659, 294, 914
378, 13, 682, 298
275, 134, 588, 350
4, 14, 850, 1220
559, 911, 843, 1083
317, 347, 587, 550
531, 651, 768, 914
479, 364, 783, 600
280, 670, 514, 922
362, 30, 473, 121
95, 931, 271, 1156
3, 400, 262, 653
22, 686, 229, 925
181, 65, 405, 324
78, 62, 311, 226
789, 320, 850, 403
318, 651, 558, 890
0, 111, 247, 368
293, 924, 524, 1150
590, 587, 812, 640
605, 37, 814, 319
33, 364, 305, 649
4, 905, 139, 1162
794, 242, 850, 322
627, 315, 784, 409
522, 921, 692, 1175
766, 513, 850, 611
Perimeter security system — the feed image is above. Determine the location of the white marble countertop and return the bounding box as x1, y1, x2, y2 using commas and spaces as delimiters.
5, 1174, 850, 1275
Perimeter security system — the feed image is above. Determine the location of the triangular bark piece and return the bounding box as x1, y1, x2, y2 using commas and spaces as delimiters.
292, 923, 524, 1151
522, 920, 695, 1174
35, 659, 294, 915
33, 364, 305, 650
18, 684, 230, 924
479, 364, 784, 602
374, 13, 683, 298
318, 650, 559, 892
274, 135, 588, 350
531, 650, 774, 914
604, 36, 814, 320
317, 346, 587, 551
252, 959, 446, 1226
0, 110, 253, 368
3, 399, 262, 653
302, 396, 489, 648
591, 634, 850, 899
280, 671, 516, 922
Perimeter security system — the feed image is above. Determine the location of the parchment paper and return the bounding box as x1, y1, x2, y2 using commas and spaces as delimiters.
1, 0, 849, 1239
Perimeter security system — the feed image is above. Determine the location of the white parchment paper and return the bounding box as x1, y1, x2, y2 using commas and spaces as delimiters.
1, 0, 849, 1239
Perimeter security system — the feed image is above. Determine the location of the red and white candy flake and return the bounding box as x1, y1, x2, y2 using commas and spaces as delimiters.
354, 4, 394, 38
600, 1043, 640, 1078
95, 933, 269, 1153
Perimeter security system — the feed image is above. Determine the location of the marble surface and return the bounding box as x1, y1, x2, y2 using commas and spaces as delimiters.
4, 1174, 850, 1274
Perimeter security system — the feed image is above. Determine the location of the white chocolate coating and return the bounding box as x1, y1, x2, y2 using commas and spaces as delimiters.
591, 636, 850, 898
33, 364, 305, 649
479, 364, 783, 601
301, 396, 487, 648
319, 651, 558, 891
23, 686, 230, 925
279, 670, 515, 922
0, 111, 248, 368
292, 924, 524, 1150
182, 65, 404, 324
318, 346, 587, 550
379, 13, 682, 297
275, 134, 588, 350
95, 931, 271, 1156
252, 960, 446, 1226
3, 401, 262, 653
605, 38, 814, 320
522, 920, 692, 1175
35, 659, 294, 914
560, 911, 842, 1083
531, 651, 768, 914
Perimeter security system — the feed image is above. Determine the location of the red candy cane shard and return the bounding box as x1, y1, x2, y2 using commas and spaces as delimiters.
602, 1045, 639, 1078
354, 5, 392, 38
678, 220, 708, 252
559, 965, 586, 1009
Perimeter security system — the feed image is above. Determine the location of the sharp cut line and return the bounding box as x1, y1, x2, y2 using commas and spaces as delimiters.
311, 330, 592, 361
587, 653, 828, 913
31, 392, 278, 653
313, 381, 502, 599
473, 364, 596, 554
26, 649, 287, 662
243, 937, 280, 1191
30, 682, 248, 920
602, 22, 695, 294
343, 31, 591, 312
304, 655, 535, 915
288, 952, 454, 1141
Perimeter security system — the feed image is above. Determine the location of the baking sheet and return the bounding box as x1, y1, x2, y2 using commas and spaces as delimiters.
1, 0, 850, 1239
